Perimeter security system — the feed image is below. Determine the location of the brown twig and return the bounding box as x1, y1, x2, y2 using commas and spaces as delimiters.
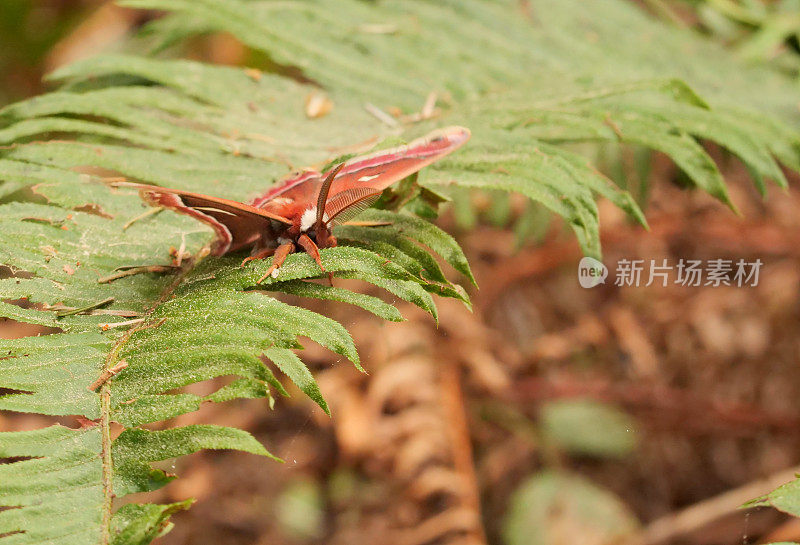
508, 375, 800, 435
88, 360, 128, 392
474, 239, 580, 309
626, 465, 800, 545
51, 297, 115, 317
97, 265, 176, 284
440, 359, 487, 544
99, 318, 145, 331
364, 102, 399, 127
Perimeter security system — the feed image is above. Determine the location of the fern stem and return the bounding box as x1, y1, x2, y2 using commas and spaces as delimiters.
96, 244, 211, 543
98, 329, 136, 545
98, 327, 138, 544
100, 380, 113, 545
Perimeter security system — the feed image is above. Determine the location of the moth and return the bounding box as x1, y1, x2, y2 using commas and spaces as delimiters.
121, 126, 470, 282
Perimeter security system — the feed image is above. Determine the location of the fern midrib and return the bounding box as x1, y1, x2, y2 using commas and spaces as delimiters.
96, 244, 211, 545
99, 383, 113, 545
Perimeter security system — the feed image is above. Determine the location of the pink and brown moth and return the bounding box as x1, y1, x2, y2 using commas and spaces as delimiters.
122, 126, 470, 282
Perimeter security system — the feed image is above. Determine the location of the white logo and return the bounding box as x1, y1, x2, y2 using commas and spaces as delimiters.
578, 257, 608, 288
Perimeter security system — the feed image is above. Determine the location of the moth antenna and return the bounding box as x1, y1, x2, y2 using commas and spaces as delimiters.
315, 162, 345, 231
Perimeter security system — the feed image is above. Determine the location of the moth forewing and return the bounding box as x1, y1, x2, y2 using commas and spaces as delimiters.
122, 126, 470, 282
324, 126, 471, 194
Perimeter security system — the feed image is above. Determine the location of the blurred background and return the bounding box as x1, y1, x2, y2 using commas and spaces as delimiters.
2, 1, 800, 544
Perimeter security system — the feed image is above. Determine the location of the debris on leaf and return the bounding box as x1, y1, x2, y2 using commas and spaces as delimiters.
305, 91, 333, 119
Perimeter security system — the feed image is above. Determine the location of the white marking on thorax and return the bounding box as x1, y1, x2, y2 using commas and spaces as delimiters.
358, 174, 380, 182
300, 207, 317, 232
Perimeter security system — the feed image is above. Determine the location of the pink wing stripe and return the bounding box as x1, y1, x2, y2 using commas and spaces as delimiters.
141, 190, 233, 256
321, 126, 471, 195
250, 170, 321, 207
336, 126, 470, 179
250, 126, 470, 208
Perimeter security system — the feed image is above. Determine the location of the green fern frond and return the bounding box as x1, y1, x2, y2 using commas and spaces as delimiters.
0, 63, 468, 543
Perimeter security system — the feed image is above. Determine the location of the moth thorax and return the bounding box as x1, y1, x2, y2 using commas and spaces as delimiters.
299, 207, 317, 232
299, 206, 330, 232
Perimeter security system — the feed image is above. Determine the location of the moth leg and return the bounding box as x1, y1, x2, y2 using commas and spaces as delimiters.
297, 233, 333, 285
297, 234, 325, 272
241, 246, 276, 267
257, 242, 294, 283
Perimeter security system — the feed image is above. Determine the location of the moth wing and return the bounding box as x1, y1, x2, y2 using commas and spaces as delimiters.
125, 184, 290, 255
250, 170, 324, 216
247, 126, 469, 220
323, 187, 383, 226
326, 126, 471, 196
